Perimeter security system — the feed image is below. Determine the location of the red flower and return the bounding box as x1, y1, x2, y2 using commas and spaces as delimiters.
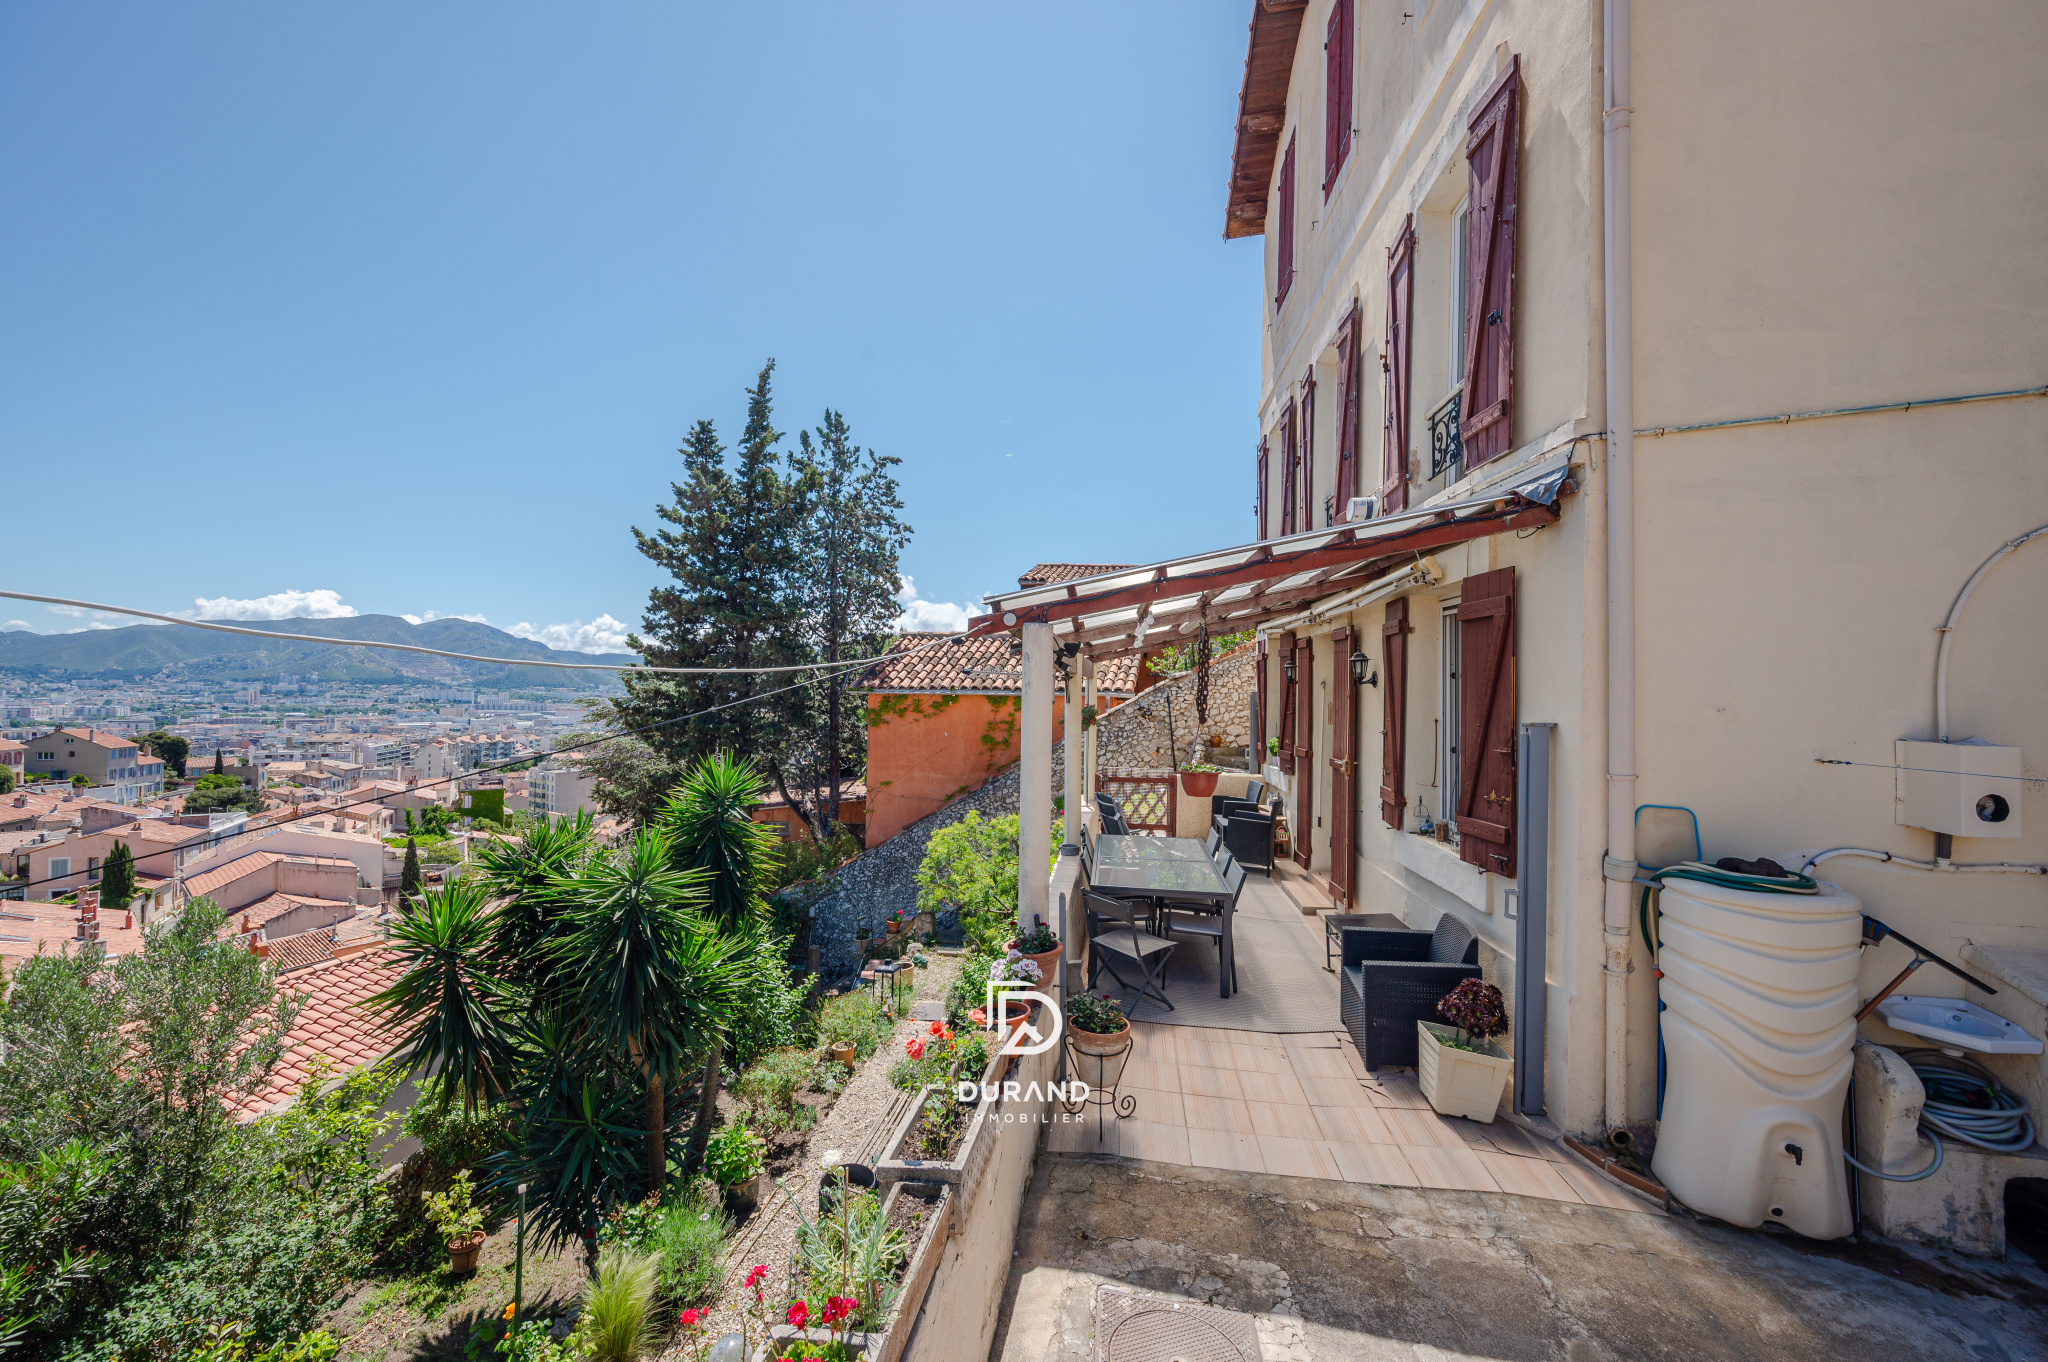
822, 1295, 856, 1325
940, 1026, 956, 1042
678, 1308, 702, 1328
905, 1037, 925, 1059
968, 1008, 987, 1026
745, 1264, 768, 1288
787, 1301, 809, 1329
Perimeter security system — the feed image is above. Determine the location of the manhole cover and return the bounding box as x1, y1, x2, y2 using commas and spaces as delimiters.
1094, 1286, 1257, 1362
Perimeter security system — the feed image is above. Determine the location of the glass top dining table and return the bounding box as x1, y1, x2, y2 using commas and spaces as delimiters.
1088, 835, 1233, 898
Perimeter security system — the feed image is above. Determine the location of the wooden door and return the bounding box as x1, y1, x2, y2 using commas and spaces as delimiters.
1292, 634, 1315, 871
1327, 625, 1356, 905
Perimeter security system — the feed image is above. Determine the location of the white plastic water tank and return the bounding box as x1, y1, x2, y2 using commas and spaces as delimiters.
1650, 875, 1863, 1238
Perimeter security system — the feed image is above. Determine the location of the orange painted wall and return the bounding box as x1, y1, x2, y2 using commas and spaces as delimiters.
865, 693, 1068, 846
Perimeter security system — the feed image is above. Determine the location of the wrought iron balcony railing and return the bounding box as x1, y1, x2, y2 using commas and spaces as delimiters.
1429, 387, 1464, 483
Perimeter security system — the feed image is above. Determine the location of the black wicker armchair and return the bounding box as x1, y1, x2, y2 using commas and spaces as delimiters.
1338, 915, 1482, 1070
1216, 809, 1274, 873
1210, 779, 1267, 824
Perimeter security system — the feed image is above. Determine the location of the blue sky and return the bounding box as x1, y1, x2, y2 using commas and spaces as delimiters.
1, 2, 1262, 651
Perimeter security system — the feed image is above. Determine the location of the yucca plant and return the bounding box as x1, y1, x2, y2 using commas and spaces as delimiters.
554, 827, 752, 1201
656, 753, 782, 1174
367, 880, 518, 1112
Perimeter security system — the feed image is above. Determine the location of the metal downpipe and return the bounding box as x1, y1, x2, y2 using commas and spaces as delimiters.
1602, 0, 1638, 1137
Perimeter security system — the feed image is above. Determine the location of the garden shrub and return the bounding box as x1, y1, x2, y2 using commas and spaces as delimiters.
816, 991, 894, 1061
733, 1048, 820, 1128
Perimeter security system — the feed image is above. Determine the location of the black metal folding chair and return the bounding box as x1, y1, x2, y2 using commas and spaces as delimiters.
1204, 828, 1222, 858
1085, 888, 1177, 1012
1164, 859, 1246, 997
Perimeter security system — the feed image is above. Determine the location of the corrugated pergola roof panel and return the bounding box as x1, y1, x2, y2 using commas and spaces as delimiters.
973, 462, 1575, 659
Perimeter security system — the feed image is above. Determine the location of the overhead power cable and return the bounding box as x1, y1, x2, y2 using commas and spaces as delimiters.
3, 644, 911, 901
0, 589, 963, 675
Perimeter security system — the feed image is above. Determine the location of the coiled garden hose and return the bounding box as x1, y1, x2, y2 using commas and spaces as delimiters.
1639, 862, 1819, 1117
1841, 1051, 2033, 1182
1901, 1049, 2035, 1152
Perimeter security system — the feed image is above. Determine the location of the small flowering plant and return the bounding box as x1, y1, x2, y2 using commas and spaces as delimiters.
987, 949, 1042, 988
1011, 921, 1058, 954
1435, 978, 1509, 1051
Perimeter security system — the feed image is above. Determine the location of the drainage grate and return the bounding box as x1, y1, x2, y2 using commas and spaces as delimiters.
1094, 1286, 1258, 1362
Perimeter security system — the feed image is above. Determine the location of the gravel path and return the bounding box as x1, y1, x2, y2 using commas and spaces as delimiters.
659, 953, 963, 1357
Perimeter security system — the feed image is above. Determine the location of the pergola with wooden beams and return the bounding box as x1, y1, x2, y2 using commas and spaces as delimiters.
967, 460, 1575, 660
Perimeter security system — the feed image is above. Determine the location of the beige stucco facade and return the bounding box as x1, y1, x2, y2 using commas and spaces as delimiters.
1247, 0, 2048, 1149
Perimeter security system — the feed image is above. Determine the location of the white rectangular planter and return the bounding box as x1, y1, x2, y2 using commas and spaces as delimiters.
1417, 1021, 1511, 1123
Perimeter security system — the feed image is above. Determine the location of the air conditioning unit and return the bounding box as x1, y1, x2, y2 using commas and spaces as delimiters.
1895, 738, 2021, 839
1345, 496, 1379, 522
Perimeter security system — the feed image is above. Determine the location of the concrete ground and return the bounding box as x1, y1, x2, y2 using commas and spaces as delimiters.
991, 1155, 2048, 1362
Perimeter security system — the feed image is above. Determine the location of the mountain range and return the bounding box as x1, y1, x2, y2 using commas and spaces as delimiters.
0, 615, 640, 689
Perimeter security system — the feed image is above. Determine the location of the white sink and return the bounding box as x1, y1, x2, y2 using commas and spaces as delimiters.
1875, 995, 2044, 1054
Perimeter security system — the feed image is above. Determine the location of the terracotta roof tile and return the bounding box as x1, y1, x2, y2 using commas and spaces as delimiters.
1016, 563, 1139, 587
866, 633, 1140, 696
232, 947, 403, 1118
265, 930, 336, 974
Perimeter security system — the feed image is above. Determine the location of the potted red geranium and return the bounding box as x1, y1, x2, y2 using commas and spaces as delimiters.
1178, 763, 1220, 798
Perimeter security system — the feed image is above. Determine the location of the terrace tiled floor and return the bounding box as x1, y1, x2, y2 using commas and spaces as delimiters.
1048, 1021, 1647, 1211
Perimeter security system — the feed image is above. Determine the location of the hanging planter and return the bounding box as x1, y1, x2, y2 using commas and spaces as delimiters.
1179, 764, 1220, 798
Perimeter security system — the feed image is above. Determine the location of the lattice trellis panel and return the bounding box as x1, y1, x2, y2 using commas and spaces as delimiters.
1099, 771, 1176, 834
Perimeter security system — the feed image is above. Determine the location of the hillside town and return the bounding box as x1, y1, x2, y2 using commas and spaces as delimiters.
5, 4, 2047, 1362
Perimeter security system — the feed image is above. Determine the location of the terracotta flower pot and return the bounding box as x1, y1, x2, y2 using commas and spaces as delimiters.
446, 1231, 485, 1273
1010, 941, 1062, 990
999, 999, 1033, 1039
830, 1042, 858, 1068
1179, 770, 1219, 798
1068, 1016, 1131, 1057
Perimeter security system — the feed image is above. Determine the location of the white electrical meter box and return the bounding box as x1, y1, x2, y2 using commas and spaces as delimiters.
1895, 739, 2022, 839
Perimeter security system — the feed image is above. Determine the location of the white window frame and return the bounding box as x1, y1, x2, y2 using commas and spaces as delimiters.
1440, 602, 1461, 827
1449, 197, 1470, 395
48, 857, 70, 880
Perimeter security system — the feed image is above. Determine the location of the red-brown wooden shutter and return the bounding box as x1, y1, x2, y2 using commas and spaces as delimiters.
1460, 55, 1520, 468
1279, 400, 1298, 537
1292, 633, 1314, 870
1276, 631, 1297, 775
1379, 596, 1411, 828
1299, 367, 1316, 529
1457, 566, 1517, 875
1275, 133, 1297, 309
1333, 303, 1359, 519
1381, 215, 1414, 514
1256, 437, 1269, 540
1327, 623, 1355, 905
1323, 0, 1353, 197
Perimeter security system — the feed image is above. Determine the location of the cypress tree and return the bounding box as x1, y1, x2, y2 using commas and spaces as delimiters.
101, 841, 135, 908
401, 838, 422, 898
781, 409, 910, 842
612, 360, 810, 780
212, 749, 224, 777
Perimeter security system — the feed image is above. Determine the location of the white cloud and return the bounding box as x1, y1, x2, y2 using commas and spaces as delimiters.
893, 576, 974, 633
45, 604, 127, 632
508, 615, 634, 654
179, 589, 358, 621
1, 621, 28, 632
401, 610, 491, 626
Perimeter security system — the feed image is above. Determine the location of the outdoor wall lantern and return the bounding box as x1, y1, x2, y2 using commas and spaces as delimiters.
1283, 655, 1298, 686
1350, 647, 1378, 688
